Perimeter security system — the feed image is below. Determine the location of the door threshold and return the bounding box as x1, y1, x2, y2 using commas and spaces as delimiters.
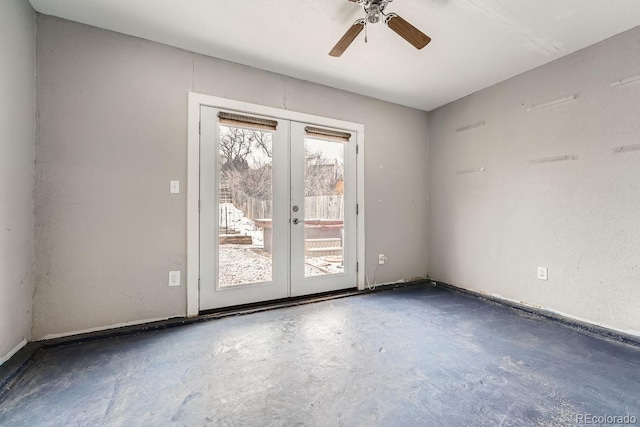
199, 288, 360, 318
199, 280, 429, 318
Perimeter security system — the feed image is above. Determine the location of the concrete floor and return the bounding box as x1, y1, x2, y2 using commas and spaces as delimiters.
1, 285, 639, 426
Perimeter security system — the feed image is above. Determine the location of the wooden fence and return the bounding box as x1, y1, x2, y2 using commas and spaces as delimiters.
230, 189, 343, 220
304, 195, 344, 220
231, 189, 272, 220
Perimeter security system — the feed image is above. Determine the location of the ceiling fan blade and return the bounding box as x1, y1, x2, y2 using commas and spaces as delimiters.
329, 19, 365, 57
385, 13, 431, 50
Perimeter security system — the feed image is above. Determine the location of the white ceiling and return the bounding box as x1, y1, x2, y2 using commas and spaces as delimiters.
28, 0, 640, 111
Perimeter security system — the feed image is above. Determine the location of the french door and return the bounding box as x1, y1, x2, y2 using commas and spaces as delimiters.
200, 106, 357, 310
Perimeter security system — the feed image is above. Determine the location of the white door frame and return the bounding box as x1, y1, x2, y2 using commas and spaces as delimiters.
186, 92, 365, 316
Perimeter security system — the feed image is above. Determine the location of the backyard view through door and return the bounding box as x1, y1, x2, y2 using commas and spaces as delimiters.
199, 107, 357, 310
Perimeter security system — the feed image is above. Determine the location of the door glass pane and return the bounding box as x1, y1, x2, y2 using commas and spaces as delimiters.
303, 138, 345, 278
218, 125, 273, 287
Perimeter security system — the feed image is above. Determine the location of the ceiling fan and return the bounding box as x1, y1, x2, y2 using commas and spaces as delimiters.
329, 0, 431, 57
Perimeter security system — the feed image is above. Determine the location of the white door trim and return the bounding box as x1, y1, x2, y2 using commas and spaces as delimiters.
187, 92, 365, 316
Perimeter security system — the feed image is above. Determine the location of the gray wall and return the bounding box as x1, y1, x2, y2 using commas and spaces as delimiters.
428, 26, 640, 334
0, 0, 36, 361
33, 16, 429, 339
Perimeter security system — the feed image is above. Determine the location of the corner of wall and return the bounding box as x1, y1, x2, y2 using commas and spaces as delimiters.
0, 0, 37, 365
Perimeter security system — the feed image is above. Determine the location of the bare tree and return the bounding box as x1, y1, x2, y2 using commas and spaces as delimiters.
219, 127, 271, 172
219, 126, 273, 200
224, 164, 272, 200
304, 148, 342, 197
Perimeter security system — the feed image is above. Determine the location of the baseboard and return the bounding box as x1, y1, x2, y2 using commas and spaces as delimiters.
40, 315, 182, 341
0, 339, 27, 367
432, 280, 640, 349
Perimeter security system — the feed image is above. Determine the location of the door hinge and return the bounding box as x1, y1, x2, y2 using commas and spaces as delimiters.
357, 262, 359, 272
356, 145, 359, 154
356, 203, 359, 215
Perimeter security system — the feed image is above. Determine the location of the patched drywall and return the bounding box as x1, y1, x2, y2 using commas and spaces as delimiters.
428, 25, 640, 334
0, 0, 36, 362
33, 16, 429, 339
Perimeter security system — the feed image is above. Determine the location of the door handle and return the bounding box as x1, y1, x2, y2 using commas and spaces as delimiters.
292, 218, 304, 225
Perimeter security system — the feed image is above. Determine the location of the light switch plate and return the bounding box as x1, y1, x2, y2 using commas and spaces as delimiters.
170, 180, 180, 194
537, 267, 548, 281
169, 270, 181, 287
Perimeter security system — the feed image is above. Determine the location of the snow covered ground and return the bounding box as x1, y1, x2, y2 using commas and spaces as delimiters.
219, 246, 272, 286
218, 202, 264, 246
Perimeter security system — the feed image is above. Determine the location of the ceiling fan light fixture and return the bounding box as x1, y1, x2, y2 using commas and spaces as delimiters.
367, 3, 382, 23
329, 0, 430, 57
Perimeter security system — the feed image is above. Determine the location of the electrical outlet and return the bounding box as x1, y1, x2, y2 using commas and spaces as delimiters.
169, 270, 181, 287
170, 180, 180, 194
378, 254, 386, 265
537, 267, 548, 281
